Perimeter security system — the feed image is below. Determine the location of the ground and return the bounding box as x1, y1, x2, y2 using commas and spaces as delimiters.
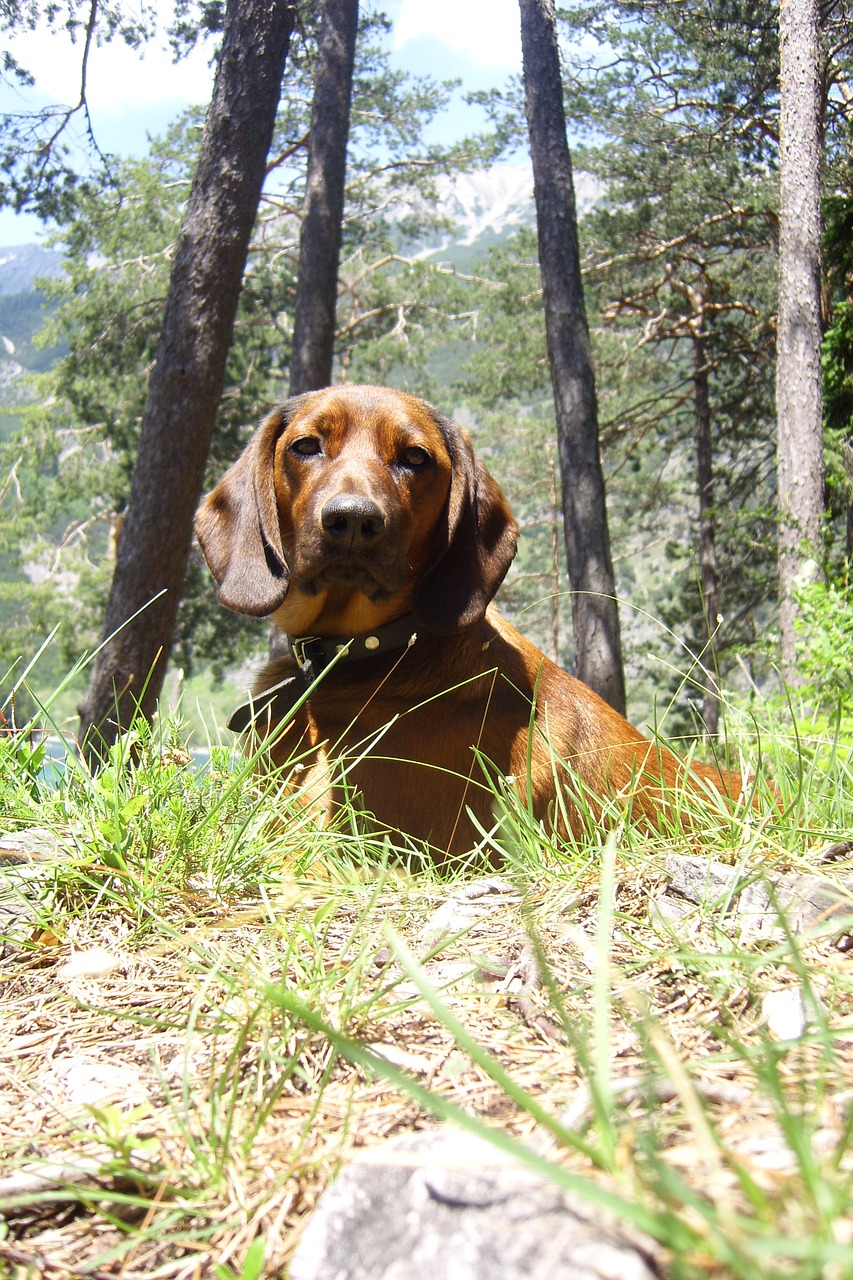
2, 792, 852, 1279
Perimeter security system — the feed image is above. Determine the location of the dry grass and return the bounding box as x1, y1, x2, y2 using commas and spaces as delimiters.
1, 710, 853, 1279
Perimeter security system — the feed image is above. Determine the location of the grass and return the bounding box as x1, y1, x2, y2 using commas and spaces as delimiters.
1, 647, 852, 1279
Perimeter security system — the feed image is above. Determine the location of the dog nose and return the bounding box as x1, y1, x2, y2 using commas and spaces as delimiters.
321, 494, 386, 546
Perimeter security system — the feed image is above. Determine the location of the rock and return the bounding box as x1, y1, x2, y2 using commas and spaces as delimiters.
290, 1130, 661, 1280
663, 855, 739, 906
58, 947, 125, 980
420, 877, 518, 946
762, 987, 821, 1040
0, 827, 76, 948
737, 872, 853, 939
0, 826, 74, 864
648, 894, 696, 928
661, 854, 853, 943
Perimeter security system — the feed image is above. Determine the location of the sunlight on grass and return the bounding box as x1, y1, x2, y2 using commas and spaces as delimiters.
1, 641, 851, 1278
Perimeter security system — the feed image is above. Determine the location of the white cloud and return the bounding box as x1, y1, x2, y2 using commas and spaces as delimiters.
3, 18, 215, 112
91, 36, 215, 111
394, 0, 521, 70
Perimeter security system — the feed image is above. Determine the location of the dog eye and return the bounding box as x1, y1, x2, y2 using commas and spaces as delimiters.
290, 436, 322, 457
401, 445, 431, 469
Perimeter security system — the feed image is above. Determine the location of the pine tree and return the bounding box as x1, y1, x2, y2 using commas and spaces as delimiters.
77, 0, 299, 759
776, 0, 825, 681
519, 0, 626, 713
555, 4, 784, 723
289, 0, 360, 397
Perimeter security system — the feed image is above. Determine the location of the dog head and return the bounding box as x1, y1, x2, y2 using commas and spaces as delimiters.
195, 385, 518, 634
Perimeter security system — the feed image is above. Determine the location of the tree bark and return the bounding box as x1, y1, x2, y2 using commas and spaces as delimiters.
546, 440, 561, 665
518, 0, 626, 714
289, 0, 360, 396
693, 331, 720, 735
776, 0, 824, 682
269, 0, 360, 662
78, 0, 297, 759
845, 433, 853, 560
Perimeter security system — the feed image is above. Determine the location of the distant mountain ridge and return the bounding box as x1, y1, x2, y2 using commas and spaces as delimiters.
0, 161, 603, 298
0, 161, 602, 383
0, 247, 65, 394
436, 161, 538, 247
0, 244, 64, 296
430, 160, 600, 250
403, 161, 600, 267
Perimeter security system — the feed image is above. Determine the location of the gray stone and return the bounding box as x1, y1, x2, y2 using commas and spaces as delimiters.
0, 826, 73, 864
420, 877, 519, 946
648, 894, 696, 927
663, 855, 739, 907
737, 872, 853, 938
290, 1130, 661, 1280
661, 854, 853, 943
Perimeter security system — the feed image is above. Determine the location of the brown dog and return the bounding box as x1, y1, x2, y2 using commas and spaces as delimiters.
195, 384, 741, 861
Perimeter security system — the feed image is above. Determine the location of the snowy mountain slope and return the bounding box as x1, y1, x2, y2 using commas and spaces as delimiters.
0, 161, 603, 297
431, 160, 601, 248
0, 244, 64, 296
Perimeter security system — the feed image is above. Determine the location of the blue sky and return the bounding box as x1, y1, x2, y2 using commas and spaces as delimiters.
0, 0, 523, 246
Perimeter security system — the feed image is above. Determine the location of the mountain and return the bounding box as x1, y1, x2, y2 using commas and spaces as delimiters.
435, 160, 600, 247
409, 160, 601, 271
0, 244, 64, 296
0, 246, 65, 417
0, 160, 604, 296
436, 161, 538, 247
0, 160, 602, 393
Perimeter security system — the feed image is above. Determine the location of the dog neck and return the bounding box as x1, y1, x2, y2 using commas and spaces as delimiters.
286, 613, 418, 678
227, 613, 418, 734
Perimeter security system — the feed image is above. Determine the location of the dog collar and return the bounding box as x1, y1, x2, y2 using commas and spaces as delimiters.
227, 614, 418, 734
287, 613, 418, 676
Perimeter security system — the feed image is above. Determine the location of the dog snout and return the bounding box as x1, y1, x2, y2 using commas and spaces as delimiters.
321, 494, 386, 548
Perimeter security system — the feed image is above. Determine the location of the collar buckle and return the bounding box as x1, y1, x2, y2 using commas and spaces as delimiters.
289, 634, 319, 669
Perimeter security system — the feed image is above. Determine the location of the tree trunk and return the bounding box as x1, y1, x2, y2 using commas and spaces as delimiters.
693, 331, 720, 735
776, 0, 824, 682
518, 0, 626, 714
78, 0, 297, 760
546, 440, 561, 665
289, 0, 360, 396
269, 0, 360, 662
845, 436, 853, 560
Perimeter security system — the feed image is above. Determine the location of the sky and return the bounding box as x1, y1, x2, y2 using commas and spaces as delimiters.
0, 0, 524, 246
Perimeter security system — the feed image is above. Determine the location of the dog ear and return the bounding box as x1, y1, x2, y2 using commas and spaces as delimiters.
412, 413, 518, 632
194, 407, 291, 616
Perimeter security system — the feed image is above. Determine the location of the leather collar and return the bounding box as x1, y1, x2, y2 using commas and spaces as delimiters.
287, 613, 418, 676
227, 614, 418, 734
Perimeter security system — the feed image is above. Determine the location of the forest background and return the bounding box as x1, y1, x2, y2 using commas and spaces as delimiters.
3, 5, 853, 1275
1, 0, 852, 748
